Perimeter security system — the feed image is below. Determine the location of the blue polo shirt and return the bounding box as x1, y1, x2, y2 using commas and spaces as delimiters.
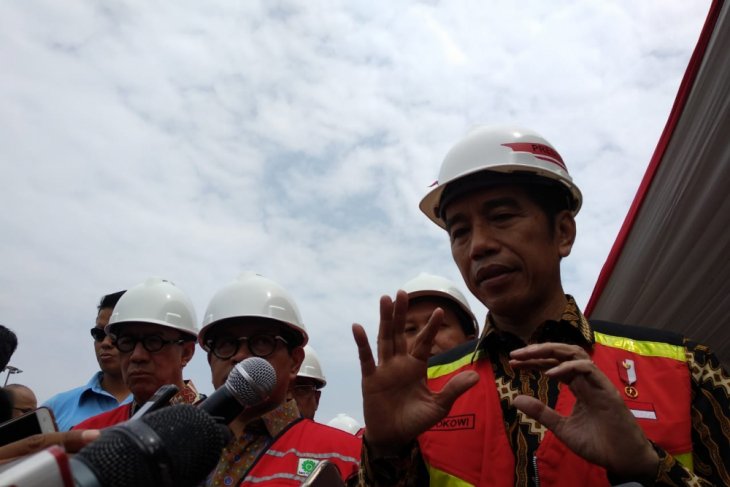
42, 372, 132, 431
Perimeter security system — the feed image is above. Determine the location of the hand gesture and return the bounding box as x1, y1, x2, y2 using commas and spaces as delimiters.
352, 290, 478, 455
510, 343, 659, 481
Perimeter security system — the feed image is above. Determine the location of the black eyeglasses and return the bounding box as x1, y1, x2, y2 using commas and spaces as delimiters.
205, 334, 288, 360
112, 334, 188, 353
90, 328, 107, 342
292, 384, 319, 397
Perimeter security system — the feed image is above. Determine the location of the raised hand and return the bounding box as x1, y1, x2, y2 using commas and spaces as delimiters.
352, 290, 478, 456
510, 343, 659, 481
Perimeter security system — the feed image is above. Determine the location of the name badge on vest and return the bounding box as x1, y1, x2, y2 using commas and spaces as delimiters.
298, 458, 322, 477
618, 359, 639, 399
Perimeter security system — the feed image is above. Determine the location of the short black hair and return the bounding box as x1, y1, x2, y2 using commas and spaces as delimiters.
98, 290, 127, 311
0, 324, 18, 372
440, 171, 574, 235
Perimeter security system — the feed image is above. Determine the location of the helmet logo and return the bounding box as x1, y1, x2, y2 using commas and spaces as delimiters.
501, 142, 567, 171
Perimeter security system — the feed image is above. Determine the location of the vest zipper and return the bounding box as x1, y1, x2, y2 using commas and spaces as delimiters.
533, 455, 540, 487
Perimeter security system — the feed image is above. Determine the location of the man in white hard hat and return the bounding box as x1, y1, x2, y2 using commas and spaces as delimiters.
293, 345, 326, 421
73, 278, 202, 429
353, 126, 730, 485
43, 291, 132, 431
401, 272, 477, 357
200, 273, 361, 486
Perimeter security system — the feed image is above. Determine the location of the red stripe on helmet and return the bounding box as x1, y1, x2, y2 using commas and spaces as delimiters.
501, 142, 567, 171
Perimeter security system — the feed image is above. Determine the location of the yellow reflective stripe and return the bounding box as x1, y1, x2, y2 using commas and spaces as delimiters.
674, 452, 693, 472
426, 464, 475, 487
427, 349, 485, 379
594, 332, 685, 361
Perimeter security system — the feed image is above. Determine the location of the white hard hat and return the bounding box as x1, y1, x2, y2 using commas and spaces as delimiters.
326, 413, 362, 435
199, 272, 308, 348
419, 125, 582, 228
106, 277, 198, 339
402, 272, 478, 336
297, 345, 326, 387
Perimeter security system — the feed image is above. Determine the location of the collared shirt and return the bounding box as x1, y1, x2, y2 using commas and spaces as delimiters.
206, 398, 300, 487
361, 296, 730, 486
42, 371, 132, 431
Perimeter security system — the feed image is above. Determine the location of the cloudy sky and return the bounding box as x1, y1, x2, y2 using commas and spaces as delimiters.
0, 1, 710, 426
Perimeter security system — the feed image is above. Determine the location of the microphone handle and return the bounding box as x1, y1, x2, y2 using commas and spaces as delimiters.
198, 386, 244, 424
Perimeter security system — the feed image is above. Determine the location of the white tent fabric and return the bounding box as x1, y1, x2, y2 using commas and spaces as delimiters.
588, 0, 730, 366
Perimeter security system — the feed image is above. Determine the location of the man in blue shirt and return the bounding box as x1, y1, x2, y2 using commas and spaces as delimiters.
43, 291, 132, 430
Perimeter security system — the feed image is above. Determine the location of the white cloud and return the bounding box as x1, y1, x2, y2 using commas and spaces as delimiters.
0, 0, 710, 425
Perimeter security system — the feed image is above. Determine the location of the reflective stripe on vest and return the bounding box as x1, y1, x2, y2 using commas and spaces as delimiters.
243, 473, 302, 484
426, 464, 475, 487
594, 331, 686, 361
428, 348, 485, 380
264, 446, 359, 464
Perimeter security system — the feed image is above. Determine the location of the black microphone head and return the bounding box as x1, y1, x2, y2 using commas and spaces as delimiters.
75, 404, 227, 487
226, 356, 277, 406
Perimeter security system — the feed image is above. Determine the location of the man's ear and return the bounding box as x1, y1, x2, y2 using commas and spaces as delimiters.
180, 341, 196, 367
289, 346, 305, 380
555, 210, 576, 258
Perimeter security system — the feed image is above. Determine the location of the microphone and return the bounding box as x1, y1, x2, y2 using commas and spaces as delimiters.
198, 357, 277, 424
73, 404, 228, 487
130, 384, 179, 420
0, 405, 228, 487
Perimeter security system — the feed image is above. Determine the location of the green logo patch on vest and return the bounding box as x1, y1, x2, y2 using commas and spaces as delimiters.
297, 458, 321, 477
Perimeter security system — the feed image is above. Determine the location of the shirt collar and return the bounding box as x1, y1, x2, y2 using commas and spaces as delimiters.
244, 398, 300, 438
169, 380, 202, 406
476, 295, 594, 353
86, 371, 106, 393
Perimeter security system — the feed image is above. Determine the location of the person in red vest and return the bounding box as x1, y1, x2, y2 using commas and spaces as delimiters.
200, 272, 361, 486
74, 278, 203, 429
352, 125, 730, 486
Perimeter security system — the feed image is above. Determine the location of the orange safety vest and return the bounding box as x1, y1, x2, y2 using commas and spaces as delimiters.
419, 321, 692, 486
239, 418, 362, 486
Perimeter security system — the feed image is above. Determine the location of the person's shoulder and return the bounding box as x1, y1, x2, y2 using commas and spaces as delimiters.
43, 383, 91, 409
72, 403, 131, 430
590, 319, 685, 346
297, 420, 362, 447
426, 338, 480, 370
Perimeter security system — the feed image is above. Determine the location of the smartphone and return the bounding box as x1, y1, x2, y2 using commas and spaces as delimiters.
0, 407, 58, 447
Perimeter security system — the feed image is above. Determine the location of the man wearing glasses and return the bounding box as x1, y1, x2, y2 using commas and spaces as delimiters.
43, 290, 131, 430
73, 278, 202, 430
200, 272, 361, 487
